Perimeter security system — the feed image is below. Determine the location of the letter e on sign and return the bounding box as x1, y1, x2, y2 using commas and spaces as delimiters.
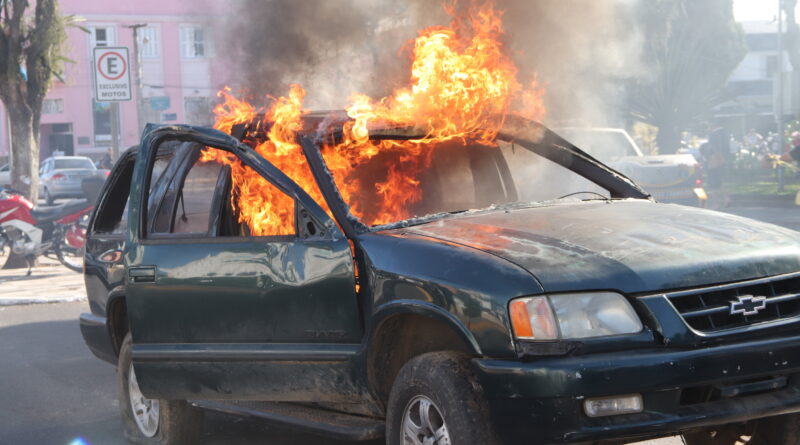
94, 47, 131, 101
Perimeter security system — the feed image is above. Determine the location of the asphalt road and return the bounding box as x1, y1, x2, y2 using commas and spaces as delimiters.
0, 302, 376, 445
2, 203, 797, 445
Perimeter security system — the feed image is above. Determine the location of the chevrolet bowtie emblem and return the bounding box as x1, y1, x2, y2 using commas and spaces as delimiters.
729, 295, 767, 316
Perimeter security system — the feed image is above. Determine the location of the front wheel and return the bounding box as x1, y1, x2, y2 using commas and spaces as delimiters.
386, 352, 500, 445
684, 414, 800, 444
118, 333, 203, 444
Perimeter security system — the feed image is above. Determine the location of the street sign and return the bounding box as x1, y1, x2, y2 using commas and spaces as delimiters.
93, 47, 131, 101
149, 96, 171, 111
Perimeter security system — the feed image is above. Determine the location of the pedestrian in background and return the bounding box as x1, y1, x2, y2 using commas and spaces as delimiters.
99, 148, 113, 170
701, 127, 731, 209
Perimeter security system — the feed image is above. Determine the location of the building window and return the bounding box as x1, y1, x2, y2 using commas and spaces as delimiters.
139, 26, 161, 59
42, 99, 64, 114
89, 26, 116, 48
180, 25, 213, 58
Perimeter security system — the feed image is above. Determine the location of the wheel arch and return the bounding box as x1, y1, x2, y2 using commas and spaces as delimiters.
105, 287, 128, 356
366, 301, 482, 406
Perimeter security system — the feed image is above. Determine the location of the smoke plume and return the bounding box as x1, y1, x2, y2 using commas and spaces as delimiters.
219, 0, 642, 126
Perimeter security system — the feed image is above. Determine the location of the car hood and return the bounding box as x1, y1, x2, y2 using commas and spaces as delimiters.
397, 200, 800, 294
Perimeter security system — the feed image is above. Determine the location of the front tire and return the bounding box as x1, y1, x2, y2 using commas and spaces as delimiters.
386, 352, 500, 445
118, 333, 203, 444
684, 414, 800, 444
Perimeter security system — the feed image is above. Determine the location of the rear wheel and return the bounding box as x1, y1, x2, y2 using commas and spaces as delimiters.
55, 244, 83, 272
55, 217, 88, 273
386, 352, 500, 445
118, 333, 203, 444
683, 414, 800, 444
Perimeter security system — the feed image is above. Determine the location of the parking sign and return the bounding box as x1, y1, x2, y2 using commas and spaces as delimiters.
93, 47, 131, 101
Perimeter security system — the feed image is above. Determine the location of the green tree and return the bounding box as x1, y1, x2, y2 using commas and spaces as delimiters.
629, 0, 746, 153
0, 0, 68, 201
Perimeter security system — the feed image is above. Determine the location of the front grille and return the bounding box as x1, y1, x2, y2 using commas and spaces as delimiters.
665, 274, 800, 333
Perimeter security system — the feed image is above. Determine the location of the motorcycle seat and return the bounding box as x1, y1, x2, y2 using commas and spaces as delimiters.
31, 199, 91, 223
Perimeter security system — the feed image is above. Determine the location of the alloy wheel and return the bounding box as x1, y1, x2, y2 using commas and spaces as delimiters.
401, 395, 451, 445
128, 363, 160, 438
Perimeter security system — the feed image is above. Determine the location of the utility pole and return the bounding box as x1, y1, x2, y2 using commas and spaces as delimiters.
777, 0, 786, 191
127, 24, 147, 137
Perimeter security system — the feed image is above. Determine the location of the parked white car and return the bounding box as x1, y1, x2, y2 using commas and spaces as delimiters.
0, 163, 10, 187
557, 128, 706, 204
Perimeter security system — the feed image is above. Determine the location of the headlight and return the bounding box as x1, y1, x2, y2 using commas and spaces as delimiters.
509, 292, 642, 340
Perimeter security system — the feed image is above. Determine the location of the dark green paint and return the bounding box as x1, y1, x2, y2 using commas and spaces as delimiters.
77, 120, 800, 444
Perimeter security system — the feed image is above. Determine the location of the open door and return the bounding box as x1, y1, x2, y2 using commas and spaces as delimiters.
124, 125, 366, 402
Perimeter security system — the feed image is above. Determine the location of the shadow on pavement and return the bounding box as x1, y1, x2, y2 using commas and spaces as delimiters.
0, 315, 381, 445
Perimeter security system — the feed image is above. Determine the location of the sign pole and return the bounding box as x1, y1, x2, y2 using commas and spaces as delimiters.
110, 102, 120, 160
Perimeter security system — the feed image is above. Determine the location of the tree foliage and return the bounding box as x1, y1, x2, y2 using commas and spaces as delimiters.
629, 0, 746, 153
0, 0, 67, 200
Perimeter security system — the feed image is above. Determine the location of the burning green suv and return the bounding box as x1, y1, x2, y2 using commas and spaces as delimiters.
80, 116, 800, 445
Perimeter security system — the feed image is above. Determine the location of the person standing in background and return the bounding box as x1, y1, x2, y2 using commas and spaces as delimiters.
701, 127, 731, 209
99, 148, 114, 170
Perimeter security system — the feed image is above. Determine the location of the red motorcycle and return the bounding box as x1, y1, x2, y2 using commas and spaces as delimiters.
0, 187, 92, 273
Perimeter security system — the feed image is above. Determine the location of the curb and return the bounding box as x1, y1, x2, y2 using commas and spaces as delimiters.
0, 295, 87, 307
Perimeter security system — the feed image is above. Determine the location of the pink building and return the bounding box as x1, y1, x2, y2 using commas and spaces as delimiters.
0, 0, 229, 162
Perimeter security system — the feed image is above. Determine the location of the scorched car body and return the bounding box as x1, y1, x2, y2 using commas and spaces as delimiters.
79, 116, 800, 445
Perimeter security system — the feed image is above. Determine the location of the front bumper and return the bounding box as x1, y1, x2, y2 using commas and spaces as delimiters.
473, 334, 800, 444
79, 313, 117, 364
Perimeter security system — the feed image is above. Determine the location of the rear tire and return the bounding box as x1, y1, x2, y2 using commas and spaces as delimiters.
386, 352, 500, 445
56, 245, 83, 272
683, 414, 800, 444
118, 333, 203, 445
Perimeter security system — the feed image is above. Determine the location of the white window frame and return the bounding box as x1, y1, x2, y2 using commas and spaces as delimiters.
180, 24, 214, 59
139, 26, 161, 59
89, 26, 116, 49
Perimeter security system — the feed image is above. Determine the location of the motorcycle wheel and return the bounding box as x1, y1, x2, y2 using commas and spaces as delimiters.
56, 218, 87, 273
56, 244, 84, 273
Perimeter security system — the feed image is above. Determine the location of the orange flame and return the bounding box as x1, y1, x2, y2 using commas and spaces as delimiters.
205, 1, 545, 234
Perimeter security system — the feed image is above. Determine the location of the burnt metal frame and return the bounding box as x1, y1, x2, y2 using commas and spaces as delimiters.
132, 124, 340, 244
299, 115, 651, 238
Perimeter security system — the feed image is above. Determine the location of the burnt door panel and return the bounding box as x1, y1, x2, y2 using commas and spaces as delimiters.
126, 128, 364, 401
129, 238, 360, 344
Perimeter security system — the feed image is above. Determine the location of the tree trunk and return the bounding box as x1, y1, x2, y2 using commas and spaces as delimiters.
8, 110, 40, 203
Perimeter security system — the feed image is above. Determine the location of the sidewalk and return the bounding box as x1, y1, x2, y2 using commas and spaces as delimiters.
0, 256, 86, 306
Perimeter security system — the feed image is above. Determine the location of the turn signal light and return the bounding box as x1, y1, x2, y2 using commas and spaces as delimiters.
509, 297, 558, 340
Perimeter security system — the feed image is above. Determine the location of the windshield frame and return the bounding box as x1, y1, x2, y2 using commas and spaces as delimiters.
299, 115, 651, 236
